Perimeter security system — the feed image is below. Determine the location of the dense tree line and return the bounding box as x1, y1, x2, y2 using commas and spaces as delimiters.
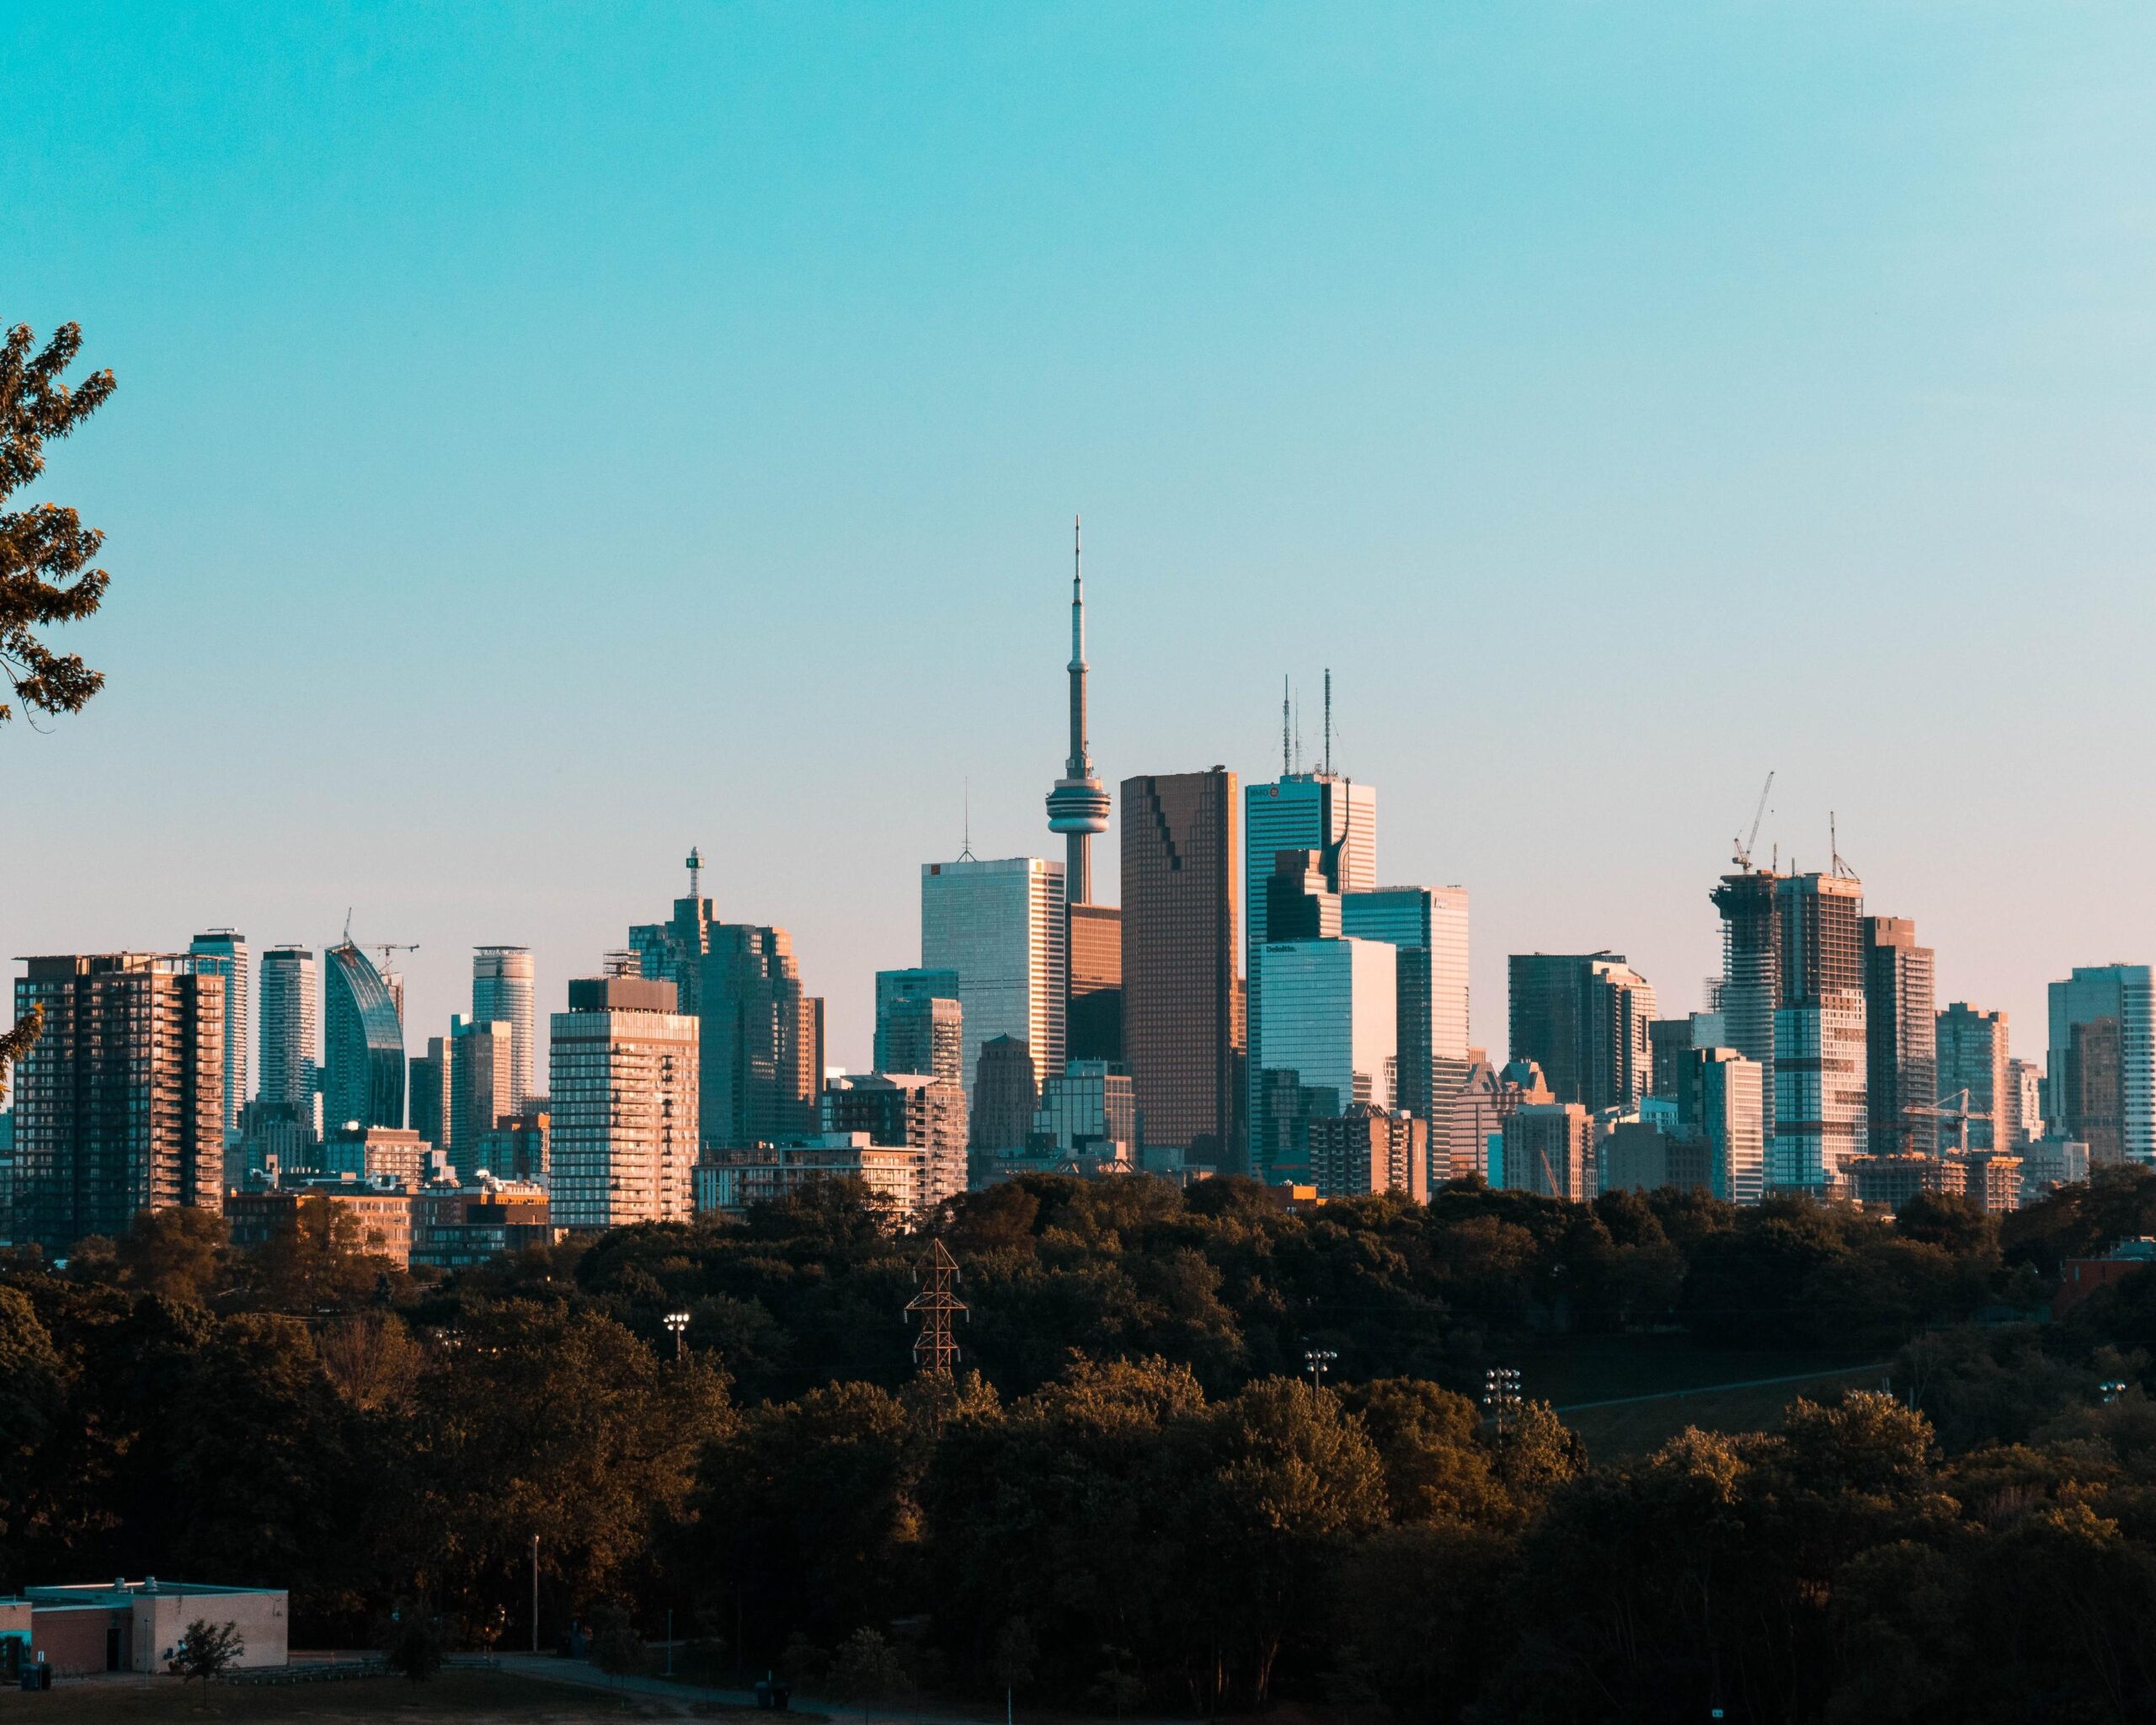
3, 1171, 2155, 1720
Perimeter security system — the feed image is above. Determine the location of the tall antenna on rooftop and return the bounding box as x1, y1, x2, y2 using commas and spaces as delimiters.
905, 1237, 968, 1376
686, 846, 703, 904
959, 780, 975, 862
1323, 667, 1333, 776
1281, 677, 1290, 778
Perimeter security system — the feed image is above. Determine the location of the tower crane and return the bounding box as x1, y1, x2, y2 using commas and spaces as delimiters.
1905, 1088, 1976, 1156
372, 943, 419, 971
1732, 771, 1774, 873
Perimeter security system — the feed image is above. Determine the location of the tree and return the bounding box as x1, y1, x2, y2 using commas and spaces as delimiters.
382, 1599, 446, 1681
829, 1626, 914, 1722
115, 1206, 229, 1305
992, 1616, 1036, 1722
173, 1618, 244, 1681
589, 1600, 647, 1675
2, 323, 116, 729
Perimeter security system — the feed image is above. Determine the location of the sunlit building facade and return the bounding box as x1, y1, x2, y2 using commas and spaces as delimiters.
548, 975, 698, 1229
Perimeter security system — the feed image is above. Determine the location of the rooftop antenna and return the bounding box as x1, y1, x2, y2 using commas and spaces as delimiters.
1323, 667, 1333, 776
686, 846, 703, 903
1294, 691, 1303, 775
1281, 676, 1290, 778
1831, 811, 1856, 880
958, 778, 975, 862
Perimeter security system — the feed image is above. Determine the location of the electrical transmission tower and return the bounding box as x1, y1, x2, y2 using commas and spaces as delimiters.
905, 1238, 968, 1376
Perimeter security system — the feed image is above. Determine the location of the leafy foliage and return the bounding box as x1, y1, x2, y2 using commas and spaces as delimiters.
173, 1617, 244, 1681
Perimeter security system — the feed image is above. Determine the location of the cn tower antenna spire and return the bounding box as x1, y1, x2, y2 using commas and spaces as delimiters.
1044, 515, 1109, 905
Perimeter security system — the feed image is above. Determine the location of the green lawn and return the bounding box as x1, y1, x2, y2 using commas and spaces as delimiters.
1511, 1332, 1882, 1407
0, 1669, 645, 1722
1558, 1363, 1895, 1461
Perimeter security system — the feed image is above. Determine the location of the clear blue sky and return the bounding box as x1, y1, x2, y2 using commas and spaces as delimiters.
7, 3, 2154, 1074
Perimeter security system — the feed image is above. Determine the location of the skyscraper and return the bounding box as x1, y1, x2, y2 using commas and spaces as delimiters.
548, 974, 698, 1229
187, 930, 248, 1143
1770, 872, 1869, 1191
970, 1033, 1040, 1151
921, 856, 1067, 1097
409, 1036, 451, 1149
2048, 964, 2155, 1167
472, 946, 536, 1110
322, 943, 406, 1132
1044, 516, 1112, 909
874, 968, 963, 1081
257, 945, 318, 1116
700, 924, 825, 1149
1863, 916, 1937, 1155
1935, 1002, 2009, 1151
1121, 769, 1242, 1165
1502, 1102, 1595, 1202
1675, 1046, 1766, 1205
628, 850, 717, 1012
1243, 769, 1376, 1170
1251, 934, 1396, 1181
11, 953, 226, 1253
451, 1016, 515, 1150
820, 1072, 969, 1211
1341, 886, 1469, 1124
1506, 953, 1657, 1113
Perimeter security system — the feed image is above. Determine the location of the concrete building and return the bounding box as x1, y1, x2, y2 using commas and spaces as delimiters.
1597, 1119, 1711, 1197
462, 1103, 550, 1184
1243, 769, 1375, 1171
548, 974, 698, 1229
1760, 872, 1870, 1194
1310, 1104, 1428, 1201
1863, 916, 1937, 1156
186, 930, 248, 1146
472, 946, 536, 1111
256, 945, 318, 1121
11, 953, 226, 1255
227, 1183, 415, 1265
318, 1124, 438, 1188
627, 849, 717, 1012
1120, 769, 1243, 1167
410, 1183, 556, 1269
322, 943, 404, 1132
1252, 934, 1396, 1183
820, 1071, 969, 1211
1507, 953, 1657, 1114
2006, 1058, 2043, 1146
695, 1135, 924, 1224
922, 855, 1068, 1103
2048, 964, 2156, 1167
1502, 1102, 1595, 1202
1067, 903, 1123, 1063
1030, 1060, 1138, 1162
1674, 1046, 1766, 1205
408, 1037, 451, 1150
969, 1033, 1039, 1150
17, 1581, 287, 1676
874, 969, 963, 1083
1844, 1153, 1962, 1213
1935, 1003, 2010, 1152
2020, 1135, 2090, 1201
1647, 1012, 1726, 1103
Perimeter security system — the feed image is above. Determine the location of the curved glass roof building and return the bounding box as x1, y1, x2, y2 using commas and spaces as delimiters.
323, 942, 406, 1131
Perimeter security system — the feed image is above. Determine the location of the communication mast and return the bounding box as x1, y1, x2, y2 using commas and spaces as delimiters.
905, 1238, 968, 1376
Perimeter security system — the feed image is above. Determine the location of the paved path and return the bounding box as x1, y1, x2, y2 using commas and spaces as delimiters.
471, 1651, 1011, 1725
1552, 1361, 1891, 1413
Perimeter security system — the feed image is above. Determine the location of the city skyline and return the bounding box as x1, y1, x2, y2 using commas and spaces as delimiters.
8, 6, 2156, 1074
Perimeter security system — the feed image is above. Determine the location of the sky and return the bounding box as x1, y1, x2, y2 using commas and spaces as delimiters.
5, 2, 2155, 1079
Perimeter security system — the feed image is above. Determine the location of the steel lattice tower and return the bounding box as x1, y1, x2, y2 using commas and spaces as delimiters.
905, 1238, 968, 1375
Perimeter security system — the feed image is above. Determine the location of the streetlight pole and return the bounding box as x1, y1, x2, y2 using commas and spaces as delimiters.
531, 1535, 539, 1654
1303, 1347, 1337, 1392
664, 1311, 691, 1363
1483, 1367, 1522, 1443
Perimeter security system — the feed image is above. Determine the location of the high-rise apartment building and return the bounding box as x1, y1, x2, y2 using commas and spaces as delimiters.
1310, 1106, 1428, 1202
1436, 1054, 1553, 1184
700, 924, 824, 1149
1120, 769, 1242, 1165
878, 995, 964, 1087
186, 930, 248, 1143
921, 856, 1067, 1097
969, 1033, 1040, 1150
1674, 1046, 1766, 1205
322, 943, 405, 1133
1506, 953, 1657, 1113
257, 945, 318, 1117
1935, 1003, 2009, 1151
451, 1016, 515, 1151
2006, 1059, 2043, 1146
821, 1072, 969, 1212
548, 974, 698, 1229
1342, 884, 1472, 1127
1243, 771, 1376, 1170
2048, 964, 2156, 1166
1251, 935, 1396, 1181
11, 954, 227, 1254
472, 947, 536, 1111
1863, 917, 1937, 1155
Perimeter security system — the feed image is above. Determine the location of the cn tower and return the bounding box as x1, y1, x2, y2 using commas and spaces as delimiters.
1044, 515, 1110, 903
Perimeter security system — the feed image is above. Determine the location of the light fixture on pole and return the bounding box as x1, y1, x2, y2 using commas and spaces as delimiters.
664, 1311, 691, 1363
1304, 1347, 1337, 1391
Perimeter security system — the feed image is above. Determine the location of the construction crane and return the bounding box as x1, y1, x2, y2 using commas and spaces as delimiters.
1732, 771, 1774, 873
1905, 1088, 1976, 1156
373, 943, 419, 971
